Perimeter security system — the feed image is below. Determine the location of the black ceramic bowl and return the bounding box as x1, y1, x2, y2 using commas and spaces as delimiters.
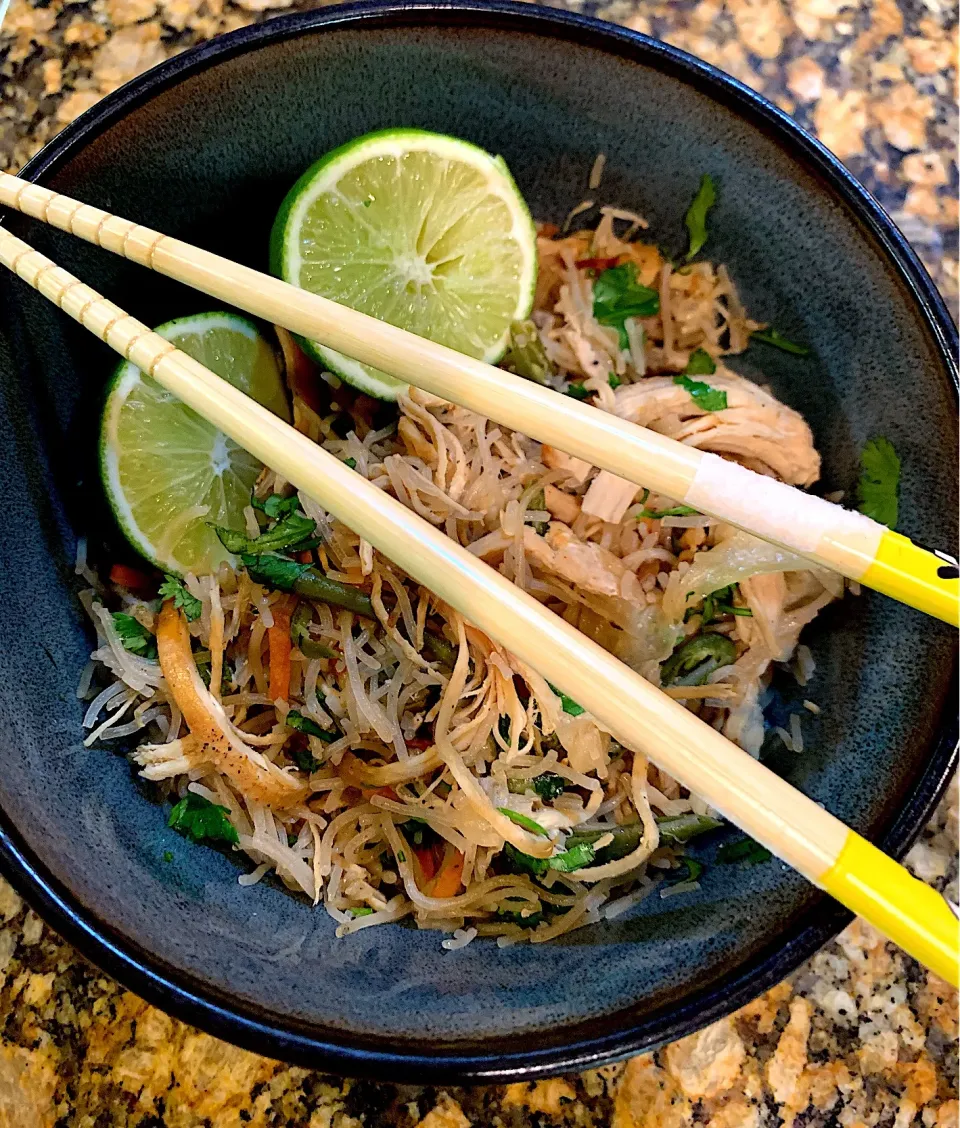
0, 0, 956, 1083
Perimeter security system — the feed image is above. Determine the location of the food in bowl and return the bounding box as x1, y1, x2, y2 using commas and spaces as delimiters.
80, 130, 896, 947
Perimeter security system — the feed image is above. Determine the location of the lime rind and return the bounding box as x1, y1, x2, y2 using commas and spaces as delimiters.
270, 128, 537, 400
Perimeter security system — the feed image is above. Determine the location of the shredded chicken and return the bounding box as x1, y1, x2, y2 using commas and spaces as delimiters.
582, 368, 821, 523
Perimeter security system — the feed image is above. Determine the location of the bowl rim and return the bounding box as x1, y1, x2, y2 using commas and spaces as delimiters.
3, 0, 957, 1084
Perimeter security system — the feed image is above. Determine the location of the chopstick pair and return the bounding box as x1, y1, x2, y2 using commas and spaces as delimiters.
0, 200, 957, 986
0, 169, 957, 628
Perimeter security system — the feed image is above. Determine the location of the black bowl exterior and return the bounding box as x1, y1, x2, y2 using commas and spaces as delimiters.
0, 0, 956, 1082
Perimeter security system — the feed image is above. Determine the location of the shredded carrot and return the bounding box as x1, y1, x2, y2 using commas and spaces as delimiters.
267, 596, 295, 702
430, 849, 465, 898
297, 551, 313, 564
109, 563, 153, 595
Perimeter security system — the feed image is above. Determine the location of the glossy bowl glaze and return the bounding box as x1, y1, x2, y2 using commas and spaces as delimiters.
0, 0, 956, 1082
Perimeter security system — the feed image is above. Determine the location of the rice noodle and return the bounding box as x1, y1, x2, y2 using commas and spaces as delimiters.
81, 193, 837, 948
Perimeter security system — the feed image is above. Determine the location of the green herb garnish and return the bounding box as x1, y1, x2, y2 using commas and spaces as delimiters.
684, 173, 716, 261
608, 372, 622, 390
565, 382, 591, 400
666, 857, 703, 883
717, 837, 772, 866
592, 262, 660, 349
344, 457, 357, 470
508, 772, 566, 801
112, 612, 157, 659
251, 492, 301, 519
683, 348, 716, 376
857, 436, 900, 529
286, 710, 339, 743
751, 328, 810, 356
351, 906, 375, 918
168, 793, 239, 845
547, 682, 585, 716
674, 373, 727, 412
162, 850, 174, 863
158, 574, 202, 622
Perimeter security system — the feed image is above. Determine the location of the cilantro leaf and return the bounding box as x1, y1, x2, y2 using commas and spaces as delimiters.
112, 612, 157, 659
168, 793, 239, 845
683, 347, 716, 376
285, 709, 339, 743
251, 493, 301, 519
717, 837, 772, 866
213, 511, 316, 555
241, 554, 313, 592
547, 682, 585, 716
506, 772, 566, 801
158, 575, 202, 622
592, 262, 660, 349
751, 328, 810, 356
684, 173, 716, 261
857, 436, 900, 528
674, 373, 727, 412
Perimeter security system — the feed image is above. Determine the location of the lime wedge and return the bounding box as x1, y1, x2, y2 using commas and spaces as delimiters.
100, 312, 289, 575
270, 128, 537, 400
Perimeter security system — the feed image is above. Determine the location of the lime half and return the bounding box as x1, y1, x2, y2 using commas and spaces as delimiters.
100, 312, 289, 575
270, 129, 537, 399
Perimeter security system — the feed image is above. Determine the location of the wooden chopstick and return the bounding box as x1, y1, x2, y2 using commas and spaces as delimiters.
4, 171, 960, 625
1, 224, 955, 984
0, 171, 957, 627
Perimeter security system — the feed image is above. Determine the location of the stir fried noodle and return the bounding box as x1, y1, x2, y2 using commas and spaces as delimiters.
82, 209, 841, 947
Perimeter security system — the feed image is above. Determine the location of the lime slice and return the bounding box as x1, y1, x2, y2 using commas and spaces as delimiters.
270, 128, 537, 400
100, 312, 289, 575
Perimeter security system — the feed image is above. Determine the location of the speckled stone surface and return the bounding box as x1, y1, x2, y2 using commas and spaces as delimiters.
0, 0, 957, 1124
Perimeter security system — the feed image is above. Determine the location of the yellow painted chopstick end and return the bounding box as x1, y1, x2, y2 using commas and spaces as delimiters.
820, 831, 959, 987
861, 530, 960, 627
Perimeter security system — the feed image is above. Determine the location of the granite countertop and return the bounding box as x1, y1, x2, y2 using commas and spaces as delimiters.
0, 0, 957, 1124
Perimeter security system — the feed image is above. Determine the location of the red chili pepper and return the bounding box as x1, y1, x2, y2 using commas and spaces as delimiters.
109, 563, 154, 596
575, 256, 620, 272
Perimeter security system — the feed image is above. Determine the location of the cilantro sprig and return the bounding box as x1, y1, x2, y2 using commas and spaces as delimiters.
857, 436, 900, 528
673, 349, 727, 411
158, 575, 202, 622
592, 262, 660, 349
684, 174, 716, 261
168, 793, 239, 845
112, 612, 157, 659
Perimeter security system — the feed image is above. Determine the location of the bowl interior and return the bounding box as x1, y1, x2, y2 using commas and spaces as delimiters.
0, 9, 956, 1076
